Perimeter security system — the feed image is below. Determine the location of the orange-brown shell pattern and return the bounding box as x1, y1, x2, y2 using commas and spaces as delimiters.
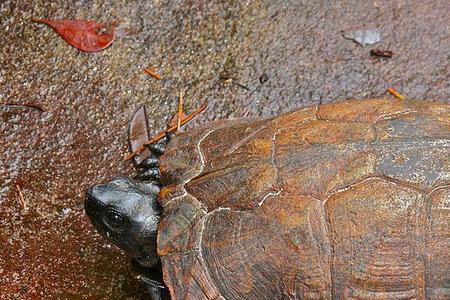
157, 99, 450, 300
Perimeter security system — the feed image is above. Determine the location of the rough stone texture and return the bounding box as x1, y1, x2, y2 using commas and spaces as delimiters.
1, 0, 450, 299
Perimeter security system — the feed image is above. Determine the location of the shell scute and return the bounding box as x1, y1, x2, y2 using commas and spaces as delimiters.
158, 99, 450, 299
201, 200, 331, 299
157, 194, 205, 256
326, 177, 427, 299
426, 186, 450, 298
185, 162, 276, 211
162, 250, 222, 300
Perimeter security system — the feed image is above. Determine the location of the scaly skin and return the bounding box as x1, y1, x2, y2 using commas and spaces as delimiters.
85, 136, 172, 300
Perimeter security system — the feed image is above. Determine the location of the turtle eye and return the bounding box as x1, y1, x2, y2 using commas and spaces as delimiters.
105, 209, 128, 229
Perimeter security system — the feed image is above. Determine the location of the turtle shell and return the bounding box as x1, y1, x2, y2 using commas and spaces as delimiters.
156, 99, 450, 300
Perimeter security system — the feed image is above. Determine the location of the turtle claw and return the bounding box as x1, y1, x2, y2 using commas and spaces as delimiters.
135, 134, 172, 183
134, 167, 161, 182
146, 286, 164, 300
146, 142, 166, 156
137, 275, 166, 300
145, 132, 173, 156
131, 259, 169, 300
137, 275, 166, 289
138, 156, 159, 169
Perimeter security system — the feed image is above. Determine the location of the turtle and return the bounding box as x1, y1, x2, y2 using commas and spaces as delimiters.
85, 98, 450, 300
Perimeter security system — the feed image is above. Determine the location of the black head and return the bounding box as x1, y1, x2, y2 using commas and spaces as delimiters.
85, 177, 161, 267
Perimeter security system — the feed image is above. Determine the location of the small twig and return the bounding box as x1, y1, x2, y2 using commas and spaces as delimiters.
387, 87, 405, 100
168, 93, 187, 128
177, 92, 183, 131
124, 102, 208, 161
242, 109, 252, 117
220, 75, 250, 91
145, 102, 207, 145
2, 103, 45, 112
15, 184, 26, 210
144, 68, 162, 80
370, 49, 394, 58
234, 81, 251, 91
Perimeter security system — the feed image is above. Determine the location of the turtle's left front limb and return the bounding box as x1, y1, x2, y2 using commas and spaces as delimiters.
131, 258, 170, 300
134, 134, 173, 183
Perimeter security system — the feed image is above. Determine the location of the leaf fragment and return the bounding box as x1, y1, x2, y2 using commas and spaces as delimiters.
128, 106, 151, 166
342, 28, 381, 46
33, 18, 116, 52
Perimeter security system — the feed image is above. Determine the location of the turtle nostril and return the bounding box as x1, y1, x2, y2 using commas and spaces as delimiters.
84, 191, 102, 218
85, 185, 98, 200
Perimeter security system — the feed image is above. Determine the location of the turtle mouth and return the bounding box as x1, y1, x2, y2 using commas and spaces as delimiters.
84, 192, 109, 237
84, 193, 126, 247
84, 190, 140, 255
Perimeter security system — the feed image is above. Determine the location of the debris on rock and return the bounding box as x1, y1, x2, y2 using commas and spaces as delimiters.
2, 103, 45, 112
15, 184, 26, 210
387, 87, 405, 100
125, 102, 208, 161
259, 73, 269, 84
342, 28, 381, 46
370, 49, 394, 58
144, 68, 162, 80
32, 19, 116, 52
128, 106, 152, 166
220, 74, 251, 91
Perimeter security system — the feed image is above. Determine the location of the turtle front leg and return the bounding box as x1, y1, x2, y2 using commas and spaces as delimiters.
138, 275, 167, 300
131, 258, 170, 300
134, 134, 173, 183
134, 156, 161, 182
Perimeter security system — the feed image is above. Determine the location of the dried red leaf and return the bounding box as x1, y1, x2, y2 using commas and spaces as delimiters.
32, 18, 116, 52
124, 102, 208, 161
128, 106, 151, 166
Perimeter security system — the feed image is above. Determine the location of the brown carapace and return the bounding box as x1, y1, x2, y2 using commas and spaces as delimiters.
156, 99, 449, 300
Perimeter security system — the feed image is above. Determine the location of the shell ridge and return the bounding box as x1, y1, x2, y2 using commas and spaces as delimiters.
185, 126, 229, 299
423, 184, 435, 300
373, 174, 431, 194
159, 129, 222, 299
197, 207, 228, 299
257, 128, 284, 207
196, 129, 215, 178
161, 191, 188, 208
426, 184, 450, 197
226, 121, 269, 155
182, 128, 215, 212
165, 129, 216, 210
321, 199, 335, 300
374, 109, 417, 122
323, 175, 429, 204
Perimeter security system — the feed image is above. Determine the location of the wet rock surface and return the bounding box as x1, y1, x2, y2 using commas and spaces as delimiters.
1, 1, 449, 299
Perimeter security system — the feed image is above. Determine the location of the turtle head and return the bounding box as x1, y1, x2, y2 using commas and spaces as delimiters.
85, 177, 161, 268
